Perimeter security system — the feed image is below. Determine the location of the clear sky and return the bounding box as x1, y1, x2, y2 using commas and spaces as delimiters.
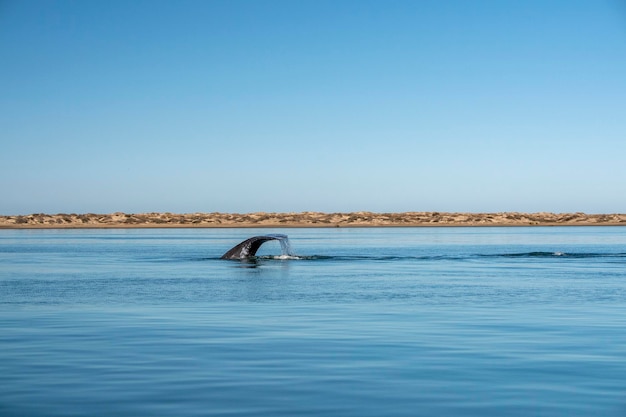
1, 0, 625, 215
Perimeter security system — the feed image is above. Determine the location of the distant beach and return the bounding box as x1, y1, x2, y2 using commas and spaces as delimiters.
1, 212, 625, 228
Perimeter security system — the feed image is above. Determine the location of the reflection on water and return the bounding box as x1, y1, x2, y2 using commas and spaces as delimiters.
1, 227, 626, 416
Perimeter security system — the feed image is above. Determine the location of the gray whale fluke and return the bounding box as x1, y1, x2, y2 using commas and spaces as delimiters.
221, 234, 289, 260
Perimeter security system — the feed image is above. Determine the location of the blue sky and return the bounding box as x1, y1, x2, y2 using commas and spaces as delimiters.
1, 0, 625, 215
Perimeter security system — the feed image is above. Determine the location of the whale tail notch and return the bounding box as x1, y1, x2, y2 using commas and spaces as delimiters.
221, 234, 290, 260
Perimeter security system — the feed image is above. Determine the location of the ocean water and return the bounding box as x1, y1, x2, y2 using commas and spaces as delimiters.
1, 227, 625, 417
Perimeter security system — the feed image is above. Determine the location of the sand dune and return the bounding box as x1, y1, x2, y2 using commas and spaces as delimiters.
1, 211, 625, 228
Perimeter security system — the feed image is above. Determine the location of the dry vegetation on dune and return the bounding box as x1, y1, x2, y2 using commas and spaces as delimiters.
1, 212, 626, 228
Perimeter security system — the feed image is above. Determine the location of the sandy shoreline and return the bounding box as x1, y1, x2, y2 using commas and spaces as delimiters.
1, 212, 625, 229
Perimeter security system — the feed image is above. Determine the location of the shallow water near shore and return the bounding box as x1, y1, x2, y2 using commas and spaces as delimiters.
1, 227, 625, 416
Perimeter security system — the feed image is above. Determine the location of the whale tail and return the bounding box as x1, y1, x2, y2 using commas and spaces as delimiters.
221, 234, 290, 259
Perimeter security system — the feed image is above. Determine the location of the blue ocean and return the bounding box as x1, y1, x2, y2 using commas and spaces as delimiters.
1, 227, 625, 416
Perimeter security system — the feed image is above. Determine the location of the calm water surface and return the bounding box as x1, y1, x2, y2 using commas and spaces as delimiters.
1, 227, 625, 416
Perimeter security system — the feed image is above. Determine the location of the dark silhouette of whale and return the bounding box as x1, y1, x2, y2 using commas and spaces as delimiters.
221, 234, 289, 260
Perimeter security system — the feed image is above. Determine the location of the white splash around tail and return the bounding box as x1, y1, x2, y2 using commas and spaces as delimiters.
278, 237, 294, 257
